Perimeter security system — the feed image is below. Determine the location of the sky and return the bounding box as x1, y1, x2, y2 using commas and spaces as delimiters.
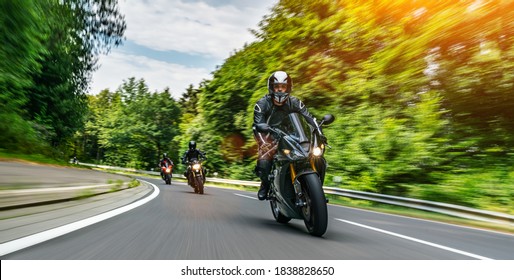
90, 0, 278, 99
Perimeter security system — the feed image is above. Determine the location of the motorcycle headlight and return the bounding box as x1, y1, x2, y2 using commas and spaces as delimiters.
282, 149, 291, 155
193, 163, 201, 170
166, 167, 172, 173
312, 146, 323, 156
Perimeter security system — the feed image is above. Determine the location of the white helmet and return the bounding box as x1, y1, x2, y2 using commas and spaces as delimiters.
267, 71, 292, 106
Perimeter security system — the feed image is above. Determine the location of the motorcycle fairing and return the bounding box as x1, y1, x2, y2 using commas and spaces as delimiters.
270, 112, 328, 219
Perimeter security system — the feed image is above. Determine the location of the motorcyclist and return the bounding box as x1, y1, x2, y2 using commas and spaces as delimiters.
181, 141, 206, 178
159, 153, 174, 179
253, 70, 321, 200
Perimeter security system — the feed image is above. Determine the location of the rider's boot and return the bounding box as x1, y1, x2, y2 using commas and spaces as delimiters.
258, 182, 269, 201
255, 159, 272, 201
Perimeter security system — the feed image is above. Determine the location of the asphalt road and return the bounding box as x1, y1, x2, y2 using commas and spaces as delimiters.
2, 176, 513, 260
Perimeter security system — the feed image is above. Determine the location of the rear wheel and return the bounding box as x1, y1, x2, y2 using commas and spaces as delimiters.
270, 194, 291, 224
300, 174, 327, 237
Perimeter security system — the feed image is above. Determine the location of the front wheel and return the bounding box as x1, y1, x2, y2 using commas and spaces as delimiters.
300, 174, 328, 237
195, 176, 204, 194
188, 175, 198, 192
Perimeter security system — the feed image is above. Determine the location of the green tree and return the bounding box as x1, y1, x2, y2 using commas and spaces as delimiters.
79, 89, 123, 162
0, 0, 49, 152
83, 78, 181, 170
0, 0, 125, 158
74, 0, 513, 212
25, 0, 126, 149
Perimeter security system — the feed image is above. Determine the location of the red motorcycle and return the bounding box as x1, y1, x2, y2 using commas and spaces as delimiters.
161, 161, 173, 185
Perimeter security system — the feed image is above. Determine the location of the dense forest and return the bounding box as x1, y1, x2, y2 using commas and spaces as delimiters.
1, 0, 513, 214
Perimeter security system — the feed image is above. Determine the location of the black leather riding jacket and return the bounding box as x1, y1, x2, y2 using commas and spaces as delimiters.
181, 149, 206, 164
159, 158, 173, 167
253, 94, 317, 131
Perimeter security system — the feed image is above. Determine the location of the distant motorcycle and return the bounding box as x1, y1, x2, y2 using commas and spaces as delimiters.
161, 161, 173, 185
255, 112, 335, 237
186, 159, 206, 194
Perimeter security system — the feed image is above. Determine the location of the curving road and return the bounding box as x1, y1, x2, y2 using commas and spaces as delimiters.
2, 175, 513, 260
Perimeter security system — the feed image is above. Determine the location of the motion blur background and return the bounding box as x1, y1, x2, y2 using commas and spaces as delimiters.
1, 0, 513, 216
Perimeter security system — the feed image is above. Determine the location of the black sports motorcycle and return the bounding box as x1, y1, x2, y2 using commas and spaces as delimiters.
186, 159, 206, 194
255, 112, 334, 237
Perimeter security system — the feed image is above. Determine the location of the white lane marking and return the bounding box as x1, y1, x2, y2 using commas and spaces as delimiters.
234, 193, 258, 200
335, 218, 493, 260
0, 180, 160, 256
330, 204, 514, 237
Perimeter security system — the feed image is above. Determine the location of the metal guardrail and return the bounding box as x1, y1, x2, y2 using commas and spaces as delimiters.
81, 163, 514, 226
323, 187, 514, 226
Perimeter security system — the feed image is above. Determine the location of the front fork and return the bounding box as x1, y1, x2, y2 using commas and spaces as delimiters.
289, 163, 303, 207
291, 158, 323, 207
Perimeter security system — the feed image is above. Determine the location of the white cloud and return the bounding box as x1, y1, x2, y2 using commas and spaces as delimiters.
90, 0, 277, 98
90, 51, 212, 99
119, 0, 275, 59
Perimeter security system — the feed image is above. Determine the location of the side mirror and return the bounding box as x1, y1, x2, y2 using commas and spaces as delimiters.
322, 114, 335, 125
255, 123, 270, 133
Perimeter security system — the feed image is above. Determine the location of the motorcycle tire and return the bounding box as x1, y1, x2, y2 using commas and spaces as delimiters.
300, 173, 328, 237
270, 194, 291, 224
189, 176, 198, 193
196, 176, 204, 194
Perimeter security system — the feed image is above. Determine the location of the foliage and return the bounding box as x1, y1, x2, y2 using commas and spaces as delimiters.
0, 0, 125, 156
4, 0, 514, 214
78, 78, 182, 170
0, 0, 48, 151
184, 0, 512, 213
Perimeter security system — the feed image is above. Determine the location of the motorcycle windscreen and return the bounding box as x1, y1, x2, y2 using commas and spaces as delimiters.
278, 113, 311, 152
